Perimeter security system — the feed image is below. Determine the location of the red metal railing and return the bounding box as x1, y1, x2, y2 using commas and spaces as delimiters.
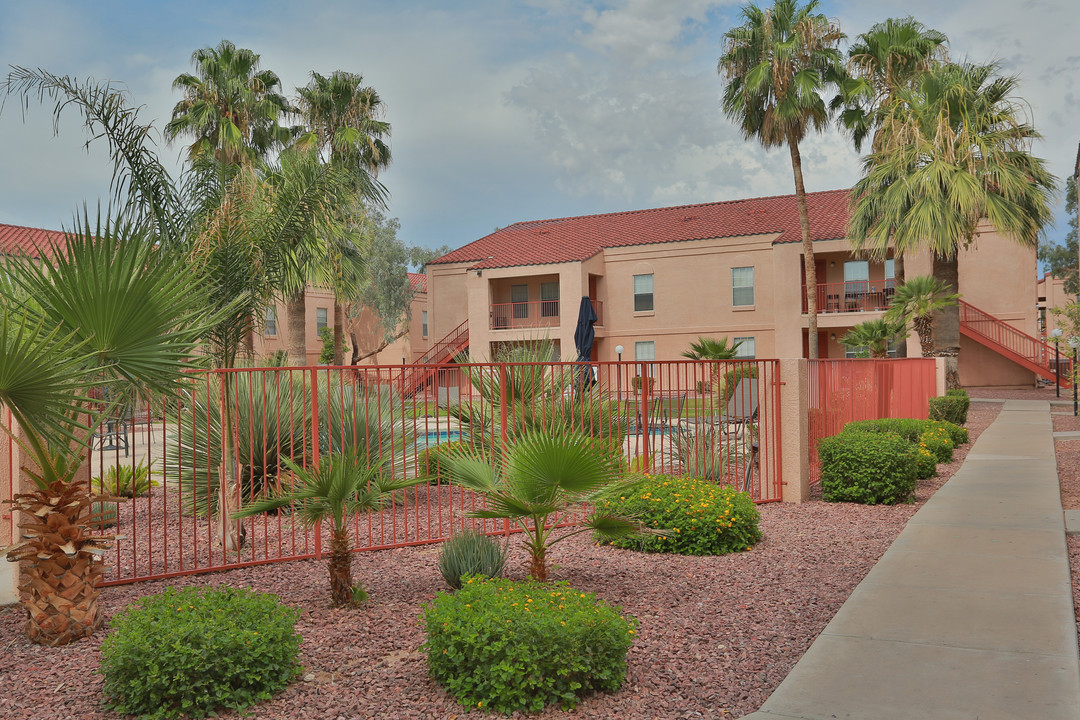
1, 359, 782, 586
959, 300, 1071, 385
802, 280, 894, 314
401, 320, 469, 397
807, 358, 937, 484
490, 299, 603, 330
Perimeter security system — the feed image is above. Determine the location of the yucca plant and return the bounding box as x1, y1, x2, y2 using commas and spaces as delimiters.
438, 431, 651, 581
92, 460, 158, 499
667, 425, 731, 485
0, 217, 210, 646
233, 451, 424, 607
437, 530, 508, 589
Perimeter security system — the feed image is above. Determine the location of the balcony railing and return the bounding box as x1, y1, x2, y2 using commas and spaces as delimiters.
802, 280, 895, 314
490, 299, 603, 330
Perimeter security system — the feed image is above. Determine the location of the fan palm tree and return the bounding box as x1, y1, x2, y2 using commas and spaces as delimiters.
840, 318, 908, 358
438, 431, 648, 581
0, 216, 211, 645
884, 275, 960, 357
847, 62, 1057, 386
292, 70, 392, 365
233, 451, 423, 607
718, 0, 846, 358
680, 336, 743, 360
165, 40, 293, 165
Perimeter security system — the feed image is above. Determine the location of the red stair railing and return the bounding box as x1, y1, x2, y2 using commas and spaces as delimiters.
958, 300, 1070, 386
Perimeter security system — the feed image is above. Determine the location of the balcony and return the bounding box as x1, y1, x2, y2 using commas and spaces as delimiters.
490, 299, 603, 330
802, 280, 894, 314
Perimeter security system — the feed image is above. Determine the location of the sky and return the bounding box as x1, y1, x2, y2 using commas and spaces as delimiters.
0, 0, 1076, 258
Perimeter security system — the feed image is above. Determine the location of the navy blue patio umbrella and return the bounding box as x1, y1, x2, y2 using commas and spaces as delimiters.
573, 296, 598, 389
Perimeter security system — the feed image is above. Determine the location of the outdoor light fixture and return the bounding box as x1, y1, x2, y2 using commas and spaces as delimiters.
1052, 328, 1064, 397
615, 344, 624, 361
614, 345, 625, 403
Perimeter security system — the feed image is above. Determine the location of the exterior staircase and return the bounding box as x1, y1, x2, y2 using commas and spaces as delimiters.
958, 300, 1071, 387
400, 320, 469, 397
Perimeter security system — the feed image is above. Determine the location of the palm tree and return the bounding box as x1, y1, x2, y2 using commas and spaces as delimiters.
840, 318, 908, 358
165, 40, 292, 165
0, 217, 210, 645
233, 452, 422, 607
293, 70, 392, 365
680, 336, 743, 360
847, 62, 1057, 386
439, 431, 648, 581
833, 17, 948, 349
719, 0, 846, 359
884, 275, 959, 357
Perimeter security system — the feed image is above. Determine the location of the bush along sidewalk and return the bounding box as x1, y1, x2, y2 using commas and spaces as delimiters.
819, 416, 970, 505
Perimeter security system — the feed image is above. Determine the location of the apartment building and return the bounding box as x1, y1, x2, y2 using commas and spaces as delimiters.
426, 189, 1041, 387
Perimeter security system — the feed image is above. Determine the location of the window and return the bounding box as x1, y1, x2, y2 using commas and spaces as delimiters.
635, 340, 655, 377
732, 266, 754, 306
264, 307, 277, 336
540, 281, 560, 318
511, 284, 529, 319
422, 310, 428, 338
734, 337, 756, 359
844, 260, 869, 295
633, 274, 654, 312
316, 307, 328, 332
885, 259, 896, 291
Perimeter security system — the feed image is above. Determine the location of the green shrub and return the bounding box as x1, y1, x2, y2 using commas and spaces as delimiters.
842, 417, 928, 443
914, 444, 937, 479
919, 426, 954, 464
437, 529, 508, 589
94, 461, 157, 498
87, 500, 119, 529
100, 586, 301, 719
318, 326, 335, 365
929, 395, 968, 425
929, 419, 968, 446
818, 431, 918, 505
422, 577, 636, 713
720, 364, 758, 404
602, 474, 761, 555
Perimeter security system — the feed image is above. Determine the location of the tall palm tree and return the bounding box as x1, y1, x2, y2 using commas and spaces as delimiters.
719, 0, 846, 359
833, 17, 948, 352
293, 70, 392, 365
847, 62, 1057, 386
840, 318, 908, 358
1, 216, 211, 645
165, 40, 292, 165
884, 275, 959, 357
234, 451, 422, 607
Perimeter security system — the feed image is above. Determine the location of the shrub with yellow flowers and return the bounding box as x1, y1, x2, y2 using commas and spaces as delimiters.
421, 577, 636, 713
601, 474, 761, 555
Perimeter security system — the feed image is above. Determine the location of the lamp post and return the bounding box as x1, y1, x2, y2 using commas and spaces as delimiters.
1069, 337, 1079, 416
615, 344, 624, 401
1051, 328, 1063, 397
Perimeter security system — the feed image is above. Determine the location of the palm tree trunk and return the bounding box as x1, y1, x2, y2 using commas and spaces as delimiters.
912, 315, 935, 357
332, 298, 345, 366
893, 255, 906, 357
528, 543, 548, 582
328, 528, 353, 607
789, 138, 818, 358
932, 254, 961, 388
286, 290, 307, 366
217, 374, 245, 553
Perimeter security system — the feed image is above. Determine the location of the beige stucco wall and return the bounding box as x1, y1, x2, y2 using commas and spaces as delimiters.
1038, 274, 1075, 338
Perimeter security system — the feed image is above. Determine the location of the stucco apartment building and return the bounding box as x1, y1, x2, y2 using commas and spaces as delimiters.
252, 273, 431, 367
426, 189, 1042, 387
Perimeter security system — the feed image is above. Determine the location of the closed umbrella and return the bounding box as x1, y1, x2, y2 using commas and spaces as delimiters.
573, 296, 598, 389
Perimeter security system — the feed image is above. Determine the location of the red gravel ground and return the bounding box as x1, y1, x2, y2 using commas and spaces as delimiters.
0, 404, 1001, 720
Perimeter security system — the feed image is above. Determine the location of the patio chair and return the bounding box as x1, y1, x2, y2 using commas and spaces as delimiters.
719, 378, 759, 440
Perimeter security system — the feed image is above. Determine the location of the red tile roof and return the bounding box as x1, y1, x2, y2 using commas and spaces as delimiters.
408, 272, 427, 293
431, 189, 851, 270
0, 223, 67, 259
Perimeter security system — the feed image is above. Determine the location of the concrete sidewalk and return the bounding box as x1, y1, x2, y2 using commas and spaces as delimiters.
740, 399, 1080, 720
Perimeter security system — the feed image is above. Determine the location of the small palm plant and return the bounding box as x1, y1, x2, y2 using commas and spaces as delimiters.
884, 275, 960, 356
680, 336, 743, 360
233, 452, 423, 607
840, 319, 908, 358
438, 431, 650, 581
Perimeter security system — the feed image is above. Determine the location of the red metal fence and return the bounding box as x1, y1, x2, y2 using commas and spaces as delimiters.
807, 358, 938, 484
2, 359, 780, 586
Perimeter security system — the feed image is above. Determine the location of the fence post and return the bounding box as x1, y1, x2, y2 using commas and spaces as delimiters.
639, 372, 651, 470
778, 358, 809, 503
933, 357, 947, 397
310, 368, 323, 560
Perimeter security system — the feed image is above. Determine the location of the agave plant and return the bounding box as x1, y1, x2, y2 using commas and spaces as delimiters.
0, 218, 210, 646
438, 430, 649, 581
667, 425, 731, 485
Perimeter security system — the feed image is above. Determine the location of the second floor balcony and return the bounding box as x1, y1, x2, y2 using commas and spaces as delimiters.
802, 280, 895, 315
490, 299, 604, 330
